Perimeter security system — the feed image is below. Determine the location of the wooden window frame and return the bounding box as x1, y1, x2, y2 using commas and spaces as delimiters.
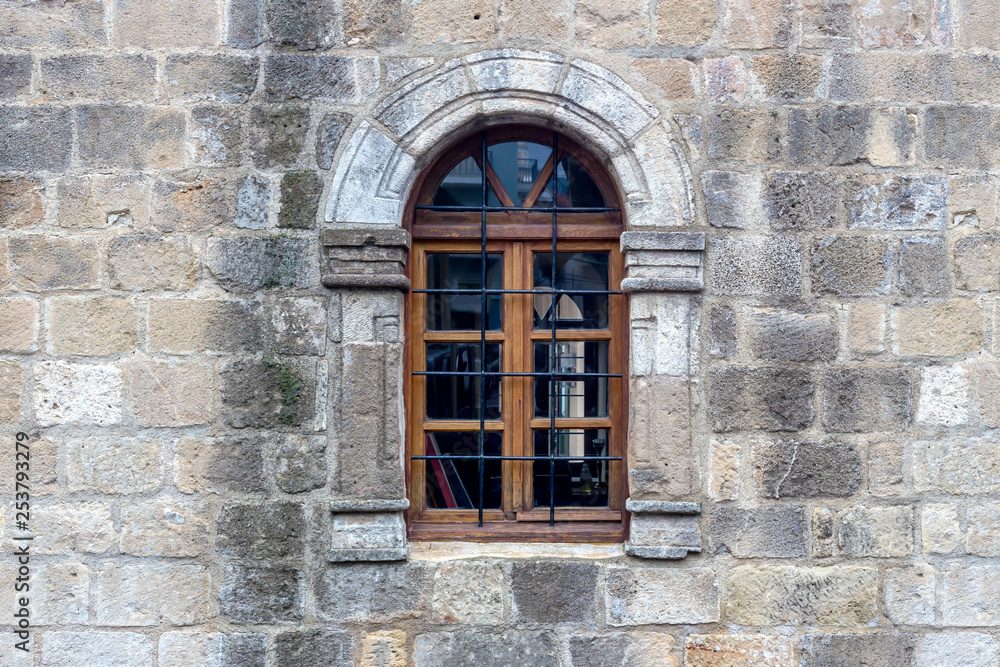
403, 125, 628, 543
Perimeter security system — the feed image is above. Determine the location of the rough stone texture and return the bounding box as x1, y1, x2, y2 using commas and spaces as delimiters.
265, 0, 339, 49
744, 309, 838, 362
361, 630, 407, 667
708, 109, 782, 161
727, 566, 879, 626
606, 567, 719, 625
822, 368, 913, 432
40, 54, 156, 102
722, 0, 793, 48
9, 236, 99, 290
77, 105, 185, 169
176, 435, 267, 494
48, 296, 137, 355
709, 506, 807, 557
965, 503, 1000, 556
801, 634, 917, 666
31, 502, 115, 555
0, 298, 39, 352
763, 171, 838, 230
512, 561, 597, 623
922, 503, 962, 554
207, 237, 315, 292
275, 434, 327, 492
893, 300, 983, 356
149, 299, 262, 353
846, 175, 947, 230
220, 565, 304, 624
315, 563, 430, 622
279, 171, 323, 228
217, 502, 305, 559
119, 498, 210, 557
65, 437, 162, 494
92, 562, 212, 626
869, 441, 903, 497
108, 235, 199, 291
42, 632, 154, 667
432, 561, 505, 623
413, 631, 559, 667
250, 104, 311, 168
753, 440, 861, 498
128, 359, 214, 427
58, 173, 151, 228
0, 106, 73, 171
34, 361, 123, 426
220, 357, 317, 428
917, 633, 1000, 667
899, 236, 949, 296
685, 635, 793, 667
0, 176, 45, 227
275, 631, 353, 667
940, 563, 1000, 626
164, 55, 259, 103
884, 564, 936, 626
911, 439, 1000, 495
708, 236, 802, 297
837, 506, 914, 557
708, 367, 814, 432
849, 303, 887, 354
811, 236, 894, 296
632, 58, 697, 100
916, 365, 969, 427
158, 633, 267, 667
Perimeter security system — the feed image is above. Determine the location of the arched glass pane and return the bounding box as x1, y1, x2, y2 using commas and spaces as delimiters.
487, 141, 552, 206
432, 156, 482, 206
555, 155, 605, 208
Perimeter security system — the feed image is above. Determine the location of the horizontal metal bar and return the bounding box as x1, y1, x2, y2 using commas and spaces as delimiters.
416, 371, 622, 378
414, 205, 621, 212
413, 455, 622, 461
413, 288, 621, 295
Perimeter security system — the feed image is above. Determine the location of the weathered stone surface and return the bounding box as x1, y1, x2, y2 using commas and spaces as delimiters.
267, 296, 326, 355
432, 561, 505, 623
709, 439, 740, 500
77, 105, 185, 169
361, 630, 407, 667
40, 54, 155, 102
707, 109, 782, 161
190, 106, 244, 167
939, 562, 1000, 626
884, 564, 936, 626
893, 300, 983, 356
279, 171, 323, 228
0, 361, 22, 423
275, 434, 327, 492
822, 368, 913, 432
702, 171, 760, 229
0, 54, 31, 99
512, 561, 597, 623
34, 361, 123, 426
754, 440, 861, 498
811, 236, 894, 296
58, 173, 151, 228
654, 0, 716, 44
628, 375, 694, 497
708, 236, 802, 297
0, 106, 73, 171
950, 173, 998, 228
606, 567, 719, 625
413, 631, 559, 667
217, 502, 305, 559
235, 174, 271, 229
33, 562, 89, 626
751, 54, 822, 101
703, 56, 747, 104
108, 235, 198, 291
0, 298, 38, 352
48, 296, 137, 355
176, 435, 267, 494
315, 563, 430, 621
264, 55, 376, 103
329, 511, 407, 561
411, 0, 499, 43
31, 502, 115, 554
165, 55, 258, 103
343, 0, 405, 46
745, 309, 838, 362
685, 635, 793, 667
956, 0, 1000, 50
911, 439, 1000, 495
801, 634, 917, 666
762, 171, 838, 230
955, 234, 1000, 291
727, 566, 878, 626
846, 175, 947, 230
42, 632, 154, 667
221, 357, 317, 428
849, 303, 886, 355
898, 236, 948, 296
922, 503, 962, 554
220, 565, 304, 624
708, 367, 814, 432
924, 105, 1000, 168
159, 633, 267, 667
838, 506, 913, 557
92, 562, 212, 626
128, 359, 214, 427
575, 0, 649, 48
917, 633, 1000, 667
787, 106, 871, 166
917, 365, 969, 427
250, 105, 310, 168
9, 236, 99, 290
265, 0, 338, 49
111, 0, 217, 48
722, 0, 793, 48
227, 0, 264, 48
207, 236, 314, 291
710, 306, 737, 358
273, 632, 352, 667
869, 441, 903, 496
119, 498, 210, 557
152, 173, 236, 232
498, 0, 572, 41
632, 58, 697, 100
0, 176, 45, 228
975, 358, 1000, 427
813, 507, 835, 557
966, 503, 1000, 556
149, 299, 262, 353
709, 506, 807, 558
315, 112, 351, 170
65, 436, 162, 494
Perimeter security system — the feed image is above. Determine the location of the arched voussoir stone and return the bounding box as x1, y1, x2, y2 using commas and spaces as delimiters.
324, 50, 694, 230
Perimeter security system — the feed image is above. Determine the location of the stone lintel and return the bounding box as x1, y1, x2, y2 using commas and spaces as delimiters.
626, 499, 702, 514
621, 232, 705, 292
625, 545, 702, 560
322, 225, 411, 291
330, 498, 410, 512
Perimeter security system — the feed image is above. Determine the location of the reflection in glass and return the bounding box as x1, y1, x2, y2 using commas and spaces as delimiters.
426, 343, 501, 420
554, 155, 605, 208
426, 254, 503, 330
424, 432, 502, 510
533, 341, 609, 419
532, 429, 610, 508
432, 156, 483, 207
487, 141, 553, 207
533, 252, 610, 329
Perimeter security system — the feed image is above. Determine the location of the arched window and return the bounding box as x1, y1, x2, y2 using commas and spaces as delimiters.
404, 125, 627, 542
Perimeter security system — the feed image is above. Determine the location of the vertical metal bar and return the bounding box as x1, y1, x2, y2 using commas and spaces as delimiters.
478, 131, 487, 528
549, 132, 558, 527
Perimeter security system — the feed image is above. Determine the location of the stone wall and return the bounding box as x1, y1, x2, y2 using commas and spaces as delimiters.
2, 0, 1000, 665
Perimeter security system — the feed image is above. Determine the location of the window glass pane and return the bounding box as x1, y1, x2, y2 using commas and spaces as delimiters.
424, 432, 502, 510
426, 253, 502, 330
555, 155, 605, 208
533, 341, 609, 418
426, 343, 501, 420
432, 156, 482, 207
533, 252, 609, 329
532, 429, 610, 508
487, 141, 553, 207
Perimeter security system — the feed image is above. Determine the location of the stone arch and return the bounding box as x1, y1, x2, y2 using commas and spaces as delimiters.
323, 49, 695, 231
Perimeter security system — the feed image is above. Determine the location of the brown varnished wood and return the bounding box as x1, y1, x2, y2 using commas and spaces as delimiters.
521, 153, 556, 208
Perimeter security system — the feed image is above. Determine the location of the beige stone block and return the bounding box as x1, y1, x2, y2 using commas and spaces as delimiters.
9, 235, 100, 290
857, 0, 932, 47
837, 506, 913, 557
92, 562, 213, 626
58, 174, 151, 228
120, 498, 211, 557
66, 437, 163, 494
726, 565, 879, 626
0, 360, 23, 424
722, 0, 793, 48
499, 0, 571, 41
34, 361, 123, 426
974, 357, 1000, 427
431, 561, 505, 624
31, 502, 115, 555
628, 375, 693, 497
35, 563, 89, 626
917, 365, 969, 426
149, 299, 258, 353
812, 507, 834, 557
0, 176, 45, 228
966, 503, 1000, 556
704, 56, 746, 103
939, 562, 1000, 625
361, 630, 407, 667
42, 632, 153, 667
0, 298, 38, 352
411, 0, 499, 43
159, 633, 225, 667
47, 297, 137, 356
632, 58, 697, 100
849, 303, 886, 354
128, 359, 213, 427
893, 300, 984, 357
108, 234, 199, 291
708, 439, 740, 501
955, 235, 1000, 291
685, 634, 793, 666
175, 436, 209, 494
883, 564, 935, 625
911, 439, 1000, 495
152, 174, 235, 232
956, 0, 1000, 49
606, 567, 719, 625
627, 633, 677, 667
950, 174, 998, 228
0, 0, 107, 50
748, 54, 823, 101
655, 0, 717, 45
0, 436, 55, 497
576, 0, 650, 48
869, 441, 903, 497
110, 0, 219, 48
868, 107, 918, 167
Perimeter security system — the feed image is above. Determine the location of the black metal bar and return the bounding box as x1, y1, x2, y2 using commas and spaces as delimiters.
413, 288, 621, 295
414, 205, 620, 212
415, 371, 621, 378
414, 455, 622, 461
478, 131, 487, 528
549, 130, 558, 528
